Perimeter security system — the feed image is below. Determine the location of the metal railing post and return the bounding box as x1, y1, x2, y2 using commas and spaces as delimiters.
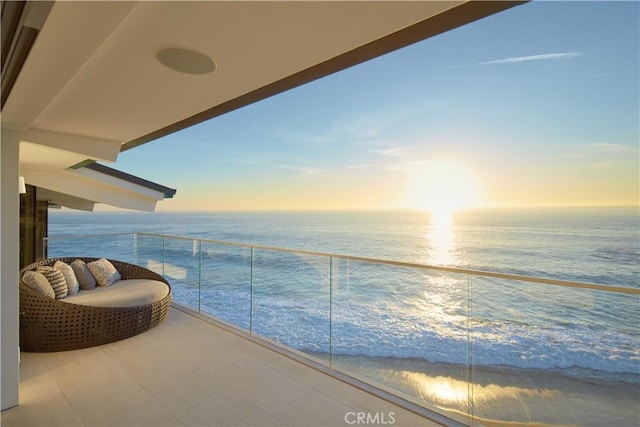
250, 246, 254, 335
133, 233, 138, 266
198, 239, 202, 313
162, 236, 166, 278
329, 255, 333, 369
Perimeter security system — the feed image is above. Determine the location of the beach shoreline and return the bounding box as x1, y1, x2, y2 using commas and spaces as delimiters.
326, 354, 640, 426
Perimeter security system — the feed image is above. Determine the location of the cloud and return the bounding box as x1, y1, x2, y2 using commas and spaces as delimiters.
587, 161, 617, 169
448, 52, 583, 68
277, 164, 323, 176
347, 164, 375, 170
590, 143, 638, 153
477, 52, 582, 65
274, 130, 335, 145
331, 115, 401, 140
554, 142, 639, 162
384, 160, 428, 173
221, 156, 270, 165
373, 147, 410, 157
330, 99, 451, 141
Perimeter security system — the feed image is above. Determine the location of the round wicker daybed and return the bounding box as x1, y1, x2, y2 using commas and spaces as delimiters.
19, 257, 171, 352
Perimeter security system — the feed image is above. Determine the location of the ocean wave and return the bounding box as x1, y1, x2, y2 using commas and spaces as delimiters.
172, 282, 640, 381
592, 247, 640, 265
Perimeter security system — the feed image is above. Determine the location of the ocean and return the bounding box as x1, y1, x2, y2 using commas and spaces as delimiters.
48, 207, 639, 388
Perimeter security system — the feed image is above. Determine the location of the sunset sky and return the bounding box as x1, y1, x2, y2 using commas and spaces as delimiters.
111, 1, 639, 212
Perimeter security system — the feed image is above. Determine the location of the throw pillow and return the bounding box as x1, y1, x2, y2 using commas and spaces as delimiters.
36, 266, 68, 299
54, 260, 80, 295
87, 258, 121, 287
71, 259, 97, 290
22, 271, 55, 299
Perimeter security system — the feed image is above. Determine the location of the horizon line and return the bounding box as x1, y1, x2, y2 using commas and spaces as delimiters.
52, 204, 640, 214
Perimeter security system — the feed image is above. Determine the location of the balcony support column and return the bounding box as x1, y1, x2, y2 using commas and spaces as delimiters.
1, 128, 21, 410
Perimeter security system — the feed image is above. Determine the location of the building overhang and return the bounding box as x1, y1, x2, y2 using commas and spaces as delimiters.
18, 133, 175, 211
23, 166, 167, 212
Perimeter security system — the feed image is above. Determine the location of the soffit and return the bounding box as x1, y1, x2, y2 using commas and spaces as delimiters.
36, 188, 96, 212
19, 141, 88, 171
3, 1, 471, 143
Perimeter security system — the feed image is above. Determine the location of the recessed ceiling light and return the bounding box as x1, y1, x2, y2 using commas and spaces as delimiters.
156, 48, 216, 75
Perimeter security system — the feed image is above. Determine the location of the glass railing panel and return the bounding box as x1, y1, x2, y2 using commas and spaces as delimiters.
469, 276, 640, 427
199, 242, 252, 330
45, 233, 135, 263
330, 258, 471, 424
160, 236, 202, 309
251, 248, 331, 364
133, 233, 165, 275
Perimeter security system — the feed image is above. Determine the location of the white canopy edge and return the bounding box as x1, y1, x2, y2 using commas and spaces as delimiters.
22, 167, 163, 212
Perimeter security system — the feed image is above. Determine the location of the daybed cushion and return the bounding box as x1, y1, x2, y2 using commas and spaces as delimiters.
22, 271, 55, 299
61, 279, 169, 308
71, 259, 97, 290
87, 258, 121, 287
54, 260, 80, 295
36, 266, 68, 299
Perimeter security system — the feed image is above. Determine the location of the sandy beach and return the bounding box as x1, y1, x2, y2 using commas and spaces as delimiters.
330, 354, 639, 426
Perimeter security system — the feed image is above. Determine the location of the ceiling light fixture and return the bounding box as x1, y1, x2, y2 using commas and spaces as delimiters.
156, 48, 216, 75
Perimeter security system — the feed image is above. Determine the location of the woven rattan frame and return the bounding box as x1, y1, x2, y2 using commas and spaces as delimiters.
19, 257, 171, 352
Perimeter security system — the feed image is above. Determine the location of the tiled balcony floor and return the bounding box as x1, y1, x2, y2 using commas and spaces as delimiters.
1, 307, 439, 427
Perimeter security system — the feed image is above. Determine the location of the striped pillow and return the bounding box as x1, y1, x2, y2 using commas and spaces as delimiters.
54, 260, 80, 295
37, 266, 68, 299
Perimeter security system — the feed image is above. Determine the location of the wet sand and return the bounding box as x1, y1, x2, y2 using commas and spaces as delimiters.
328, 354, 639, 426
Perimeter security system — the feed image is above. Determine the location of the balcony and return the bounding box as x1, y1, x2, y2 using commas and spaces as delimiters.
3, 307, 436, 426
9, 232, 640, 426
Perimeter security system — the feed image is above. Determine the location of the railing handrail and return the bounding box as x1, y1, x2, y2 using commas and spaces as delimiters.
45, 231, 640, 295
44, 232, 134, 240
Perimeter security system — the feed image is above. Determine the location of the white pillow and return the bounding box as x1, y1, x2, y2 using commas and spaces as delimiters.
22, 271, 55, 299
71, 259, 97, 290
87, 258, 121, 287
54, 260, 80, 295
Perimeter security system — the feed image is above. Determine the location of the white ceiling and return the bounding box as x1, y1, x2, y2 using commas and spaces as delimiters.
5, 1, 470, 142
2, 0, 521, 210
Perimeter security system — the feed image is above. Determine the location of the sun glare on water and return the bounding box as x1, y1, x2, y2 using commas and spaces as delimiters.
404, 160, 480, 218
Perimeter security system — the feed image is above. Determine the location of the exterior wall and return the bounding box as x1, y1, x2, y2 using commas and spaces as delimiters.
1, 129, 20, 410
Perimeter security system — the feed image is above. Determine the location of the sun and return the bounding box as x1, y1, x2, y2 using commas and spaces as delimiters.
403, 160, 480, 214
